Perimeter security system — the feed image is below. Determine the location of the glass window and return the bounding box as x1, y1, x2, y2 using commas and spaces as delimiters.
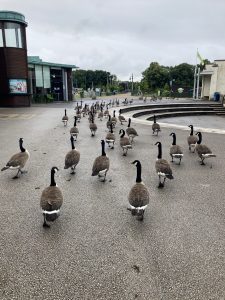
5, 27, 16, 47
43, 66, 51, 88
35, 65, 43, 87
0, 29, 3, 47
4, 22, 25, 48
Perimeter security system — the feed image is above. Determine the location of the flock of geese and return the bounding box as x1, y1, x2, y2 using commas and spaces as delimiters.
1, 100, 217, 225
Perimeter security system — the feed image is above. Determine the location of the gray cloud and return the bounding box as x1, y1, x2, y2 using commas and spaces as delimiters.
1, 0, 225, 80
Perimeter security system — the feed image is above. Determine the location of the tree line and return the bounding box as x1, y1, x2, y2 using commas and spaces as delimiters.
72, 60, 209, 96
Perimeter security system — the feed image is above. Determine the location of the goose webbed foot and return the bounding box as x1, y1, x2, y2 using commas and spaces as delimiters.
130, 208, 136, 216
13, 169, 21, 179
20, 170, 27, 174
43, 214, 50, 228
200, 161, 205, 165
158, 182, 164, 188
43, 222, 50, 228
137, 210, 144, 221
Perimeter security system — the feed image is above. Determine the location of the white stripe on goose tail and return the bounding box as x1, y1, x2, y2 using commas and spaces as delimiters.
98, 169, 108, 176
172, 154, 183, 158
122, 145, 132, 149
130, 204, 148, 210
106, 139, 114, 143
158, 172, 166, 177
42, 209, 60, 215
202, 154, 216, 158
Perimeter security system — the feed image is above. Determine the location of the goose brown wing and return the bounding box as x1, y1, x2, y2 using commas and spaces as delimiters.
106, 133, 115, 140
128, 183, 150, 207
70, 127, 79, 134
126, 127, 138, 136
196, 144, 212, 155
92, 156, 109, 175
170, 145, 183, 155
7, 152, 28, 168
40, 186, 63, 211
187, 135, 198, 145
155, 159, 172, 175
65, 150, 80, 169
152, 123, 160, 130
120, 137, 131, 147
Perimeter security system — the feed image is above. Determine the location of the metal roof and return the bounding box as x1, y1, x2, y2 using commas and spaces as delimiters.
28, 56, 77, 69
0, 11, 27, 25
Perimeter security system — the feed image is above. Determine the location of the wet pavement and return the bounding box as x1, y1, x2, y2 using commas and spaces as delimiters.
1, 100, 225, 299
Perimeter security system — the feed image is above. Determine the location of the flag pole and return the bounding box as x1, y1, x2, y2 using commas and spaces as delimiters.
196, 67, 200, 99
193, 65, 197, 99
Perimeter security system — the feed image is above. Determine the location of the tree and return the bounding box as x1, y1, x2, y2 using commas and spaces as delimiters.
170, 63, 195, 87
141, 62, 170, 92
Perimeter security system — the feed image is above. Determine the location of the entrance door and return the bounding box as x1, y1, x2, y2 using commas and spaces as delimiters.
50, 69, 63, 101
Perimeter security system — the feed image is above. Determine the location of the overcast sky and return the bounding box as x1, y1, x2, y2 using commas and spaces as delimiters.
1, 0, 225, 80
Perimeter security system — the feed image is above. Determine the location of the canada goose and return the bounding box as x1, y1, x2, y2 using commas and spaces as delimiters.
1, 138, 30, 179
155, 142, 174, 188
98, 106, 103, 121
92, 140, 110, 182
40, 167, 63, 228
106, 115, 113, 130
118, 109, 126, 125
116, 99, 120, 106
64, 136, 80, 174
76, 108, 81, 122
106, 123, 116, 149
169, 132, 183, 165
195, 132, 216, 165
104, 105, 109, 118
89, 113, 97, 136
187, 125, 198, 152
111, 110, 117, 125
119, 129, 132, 156
82, 104, 88, 117
126, 118, 138, 143
152, 115, 161, 135
127, 160, 149, 221
62, 109, 68, 126
88, 111, 94, 123
70, 116, 79, 140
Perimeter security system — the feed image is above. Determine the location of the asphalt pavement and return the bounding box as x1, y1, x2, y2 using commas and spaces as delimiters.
1, 100, 225, 300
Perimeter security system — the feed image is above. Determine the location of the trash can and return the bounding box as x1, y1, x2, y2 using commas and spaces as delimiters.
214, 92, 220, 101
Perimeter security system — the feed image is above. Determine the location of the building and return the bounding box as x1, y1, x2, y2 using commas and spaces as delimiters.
0, 11, 29, 106
28, 56, 76, 102
0, 10, 77, 107
201, 60, 225, 100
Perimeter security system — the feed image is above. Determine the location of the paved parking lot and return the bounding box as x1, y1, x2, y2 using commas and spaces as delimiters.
1, 101, 225, 300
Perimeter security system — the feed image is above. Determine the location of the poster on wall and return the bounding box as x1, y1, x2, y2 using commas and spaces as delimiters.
9, 79, 27, 94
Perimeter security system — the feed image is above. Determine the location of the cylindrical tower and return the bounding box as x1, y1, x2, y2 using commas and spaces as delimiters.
0, 11, 30, 107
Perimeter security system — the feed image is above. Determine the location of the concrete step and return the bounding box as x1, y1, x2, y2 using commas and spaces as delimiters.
146, 110, 218, 121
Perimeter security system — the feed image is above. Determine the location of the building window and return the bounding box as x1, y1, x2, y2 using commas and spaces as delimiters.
0, 29, 3, 47
4, 22, 24, 48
